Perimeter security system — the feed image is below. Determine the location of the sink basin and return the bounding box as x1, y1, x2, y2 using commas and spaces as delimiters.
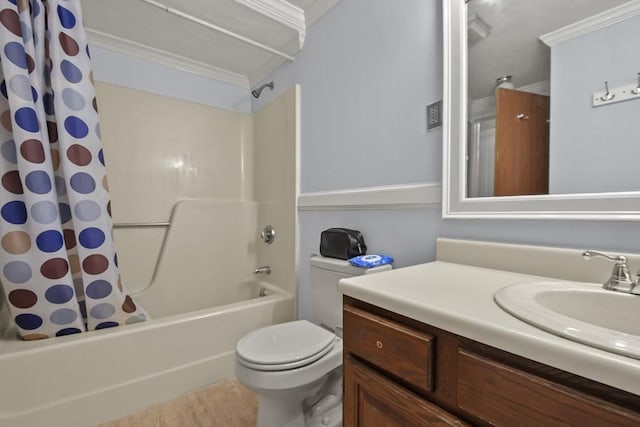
494, 282, 640, 360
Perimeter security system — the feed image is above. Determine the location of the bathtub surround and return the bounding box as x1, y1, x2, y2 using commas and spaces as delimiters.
132, 200, 263, 316
253, 87, 299, 298
95, 82, 254, 291
95, 83, 299, 299
0, 0, 146, 339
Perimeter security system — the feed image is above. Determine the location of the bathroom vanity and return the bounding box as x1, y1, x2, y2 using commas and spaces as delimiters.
339, 239, 640, 426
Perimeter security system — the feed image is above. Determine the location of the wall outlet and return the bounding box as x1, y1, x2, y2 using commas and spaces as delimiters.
426, 100, 442, 130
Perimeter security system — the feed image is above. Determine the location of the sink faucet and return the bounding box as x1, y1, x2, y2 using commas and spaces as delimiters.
254, 266, 271, 275
582, 250, 639, 294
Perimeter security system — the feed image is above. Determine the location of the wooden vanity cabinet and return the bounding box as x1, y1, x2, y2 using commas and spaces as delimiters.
343, 296, 640, 427
344, 355, 468, 427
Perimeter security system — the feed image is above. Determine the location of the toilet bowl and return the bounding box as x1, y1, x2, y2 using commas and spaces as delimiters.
234, 256, 392, 427
235, 320, 343, 427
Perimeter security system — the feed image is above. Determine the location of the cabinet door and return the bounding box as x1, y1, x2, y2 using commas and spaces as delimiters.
344, 356, 467, 427
457, 349, 640, 427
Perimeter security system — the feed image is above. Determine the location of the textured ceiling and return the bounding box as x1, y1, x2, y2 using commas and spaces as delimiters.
468, 0, 629, 100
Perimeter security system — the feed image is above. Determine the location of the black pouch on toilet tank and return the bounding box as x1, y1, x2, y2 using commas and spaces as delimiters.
319, 228, 367, 260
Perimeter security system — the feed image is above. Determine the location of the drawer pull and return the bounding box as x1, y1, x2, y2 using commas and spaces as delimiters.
376, 340, 383, 349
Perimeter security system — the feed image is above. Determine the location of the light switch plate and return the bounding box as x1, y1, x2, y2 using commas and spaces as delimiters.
427, 100, 442, 130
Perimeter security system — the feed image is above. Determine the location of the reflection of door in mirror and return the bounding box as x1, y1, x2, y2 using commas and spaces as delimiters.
494, 88, 549, 196
467, 118, 495, 198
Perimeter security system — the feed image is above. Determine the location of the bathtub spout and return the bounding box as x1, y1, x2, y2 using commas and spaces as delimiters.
254, 266, 271, 275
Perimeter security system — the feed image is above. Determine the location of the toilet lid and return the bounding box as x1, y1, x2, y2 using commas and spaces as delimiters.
236, 320, 336, 367
237, 340, 335, 371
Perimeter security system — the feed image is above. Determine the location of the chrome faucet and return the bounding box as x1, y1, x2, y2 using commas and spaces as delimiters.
582, 250, 639, 294
254, 266, 271, 275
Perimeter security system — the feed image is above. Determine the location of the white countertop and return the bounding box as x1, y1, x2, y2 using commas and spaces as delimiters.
339, 260, 640, 396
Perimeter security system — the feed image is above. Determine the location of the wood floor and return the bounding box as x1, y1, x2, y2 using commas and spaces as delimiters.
99, 379, 258, 427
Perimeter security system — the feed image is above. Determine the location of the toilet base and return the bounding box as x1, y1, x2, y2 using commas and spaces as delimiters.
256, 393, 306, 427
251, 367, 342, 427
306, 403, 342, 427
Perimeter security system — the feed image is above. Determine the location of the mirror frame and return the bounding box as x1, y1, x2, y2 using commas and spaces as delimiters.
442, 0, 640, 221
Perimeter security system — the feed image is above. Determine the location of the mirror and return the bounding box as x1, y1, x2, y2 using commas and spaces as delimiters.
443, 0, 640, 219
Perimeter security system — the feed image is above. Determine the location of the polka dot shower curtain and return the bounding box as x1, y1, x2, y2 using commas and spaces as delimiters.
0, 0, 147, 340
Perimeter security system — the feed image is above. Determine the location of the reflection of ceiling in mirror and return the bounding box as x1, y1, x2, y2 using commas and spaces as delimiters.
467, 0, 629, 100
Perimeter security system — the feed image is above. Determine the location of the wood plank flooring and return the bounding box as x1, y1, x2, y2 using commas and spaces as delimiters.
99, 379, 257, 427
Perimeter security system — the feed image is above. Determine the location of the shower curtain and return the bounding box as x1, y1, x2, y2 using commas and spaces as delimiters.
0, 0, 147, 340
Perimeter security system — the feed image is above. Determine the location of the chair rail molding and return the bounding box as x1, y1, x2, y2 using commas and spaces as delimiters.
297, 183, 442, 210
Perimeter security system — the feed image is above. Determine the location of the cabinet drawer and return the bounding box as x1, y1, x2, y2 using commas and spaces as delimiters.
343, 305, 434, 392
457, 349, 640, 427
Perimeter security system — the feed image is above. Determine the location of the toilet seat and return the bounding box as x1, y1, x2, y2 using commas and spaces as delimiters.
238, 340, 335, 371
236, 320, 336, 371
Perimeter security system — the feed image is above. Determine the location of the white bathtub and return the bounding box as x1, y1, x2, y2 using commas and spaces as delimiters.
0, 280, 294, 427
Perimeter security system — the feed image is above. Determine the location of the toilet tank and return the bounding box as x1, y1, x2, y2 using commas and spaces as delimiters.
310, 256, 392, 331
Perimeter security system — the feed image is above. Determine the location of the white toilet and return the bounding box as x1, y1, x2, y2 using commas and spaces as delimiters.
235, 255, 392, 427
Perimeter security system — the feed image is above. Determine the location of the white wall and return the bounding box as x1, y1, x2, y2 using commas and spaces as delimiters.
252, 0, 640, 322
548, 15, 640, 194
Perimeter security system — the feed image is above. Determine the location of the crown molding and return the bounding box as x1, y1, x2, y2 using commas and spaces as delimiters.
297, 183, 442, 210
518, 80, 550, 95
469, 96, 495, 121
304, 0, 339, 28
236, 0, 306, 47
87, 29, 251, 89
540, 0, 640, 47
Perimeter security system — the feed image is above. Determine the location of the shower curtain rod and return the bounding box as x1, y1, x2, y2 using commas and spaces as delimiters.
138, 0, 296, 61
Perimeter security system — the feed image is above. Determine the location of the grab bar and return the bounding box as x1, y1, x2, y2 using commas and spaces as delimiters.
113, 222, 170, 228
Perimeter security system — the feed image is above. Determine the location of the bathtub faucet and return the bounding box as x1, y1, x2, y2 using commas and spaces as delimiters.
254, 266, 271, 275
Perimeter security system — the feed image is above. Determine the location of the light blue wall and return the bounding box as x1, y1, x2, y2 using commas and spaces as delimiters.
252, 0, 443, 191
549, 15, 640, 194
91, 46, 252, 113
252, 0, 640, 322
